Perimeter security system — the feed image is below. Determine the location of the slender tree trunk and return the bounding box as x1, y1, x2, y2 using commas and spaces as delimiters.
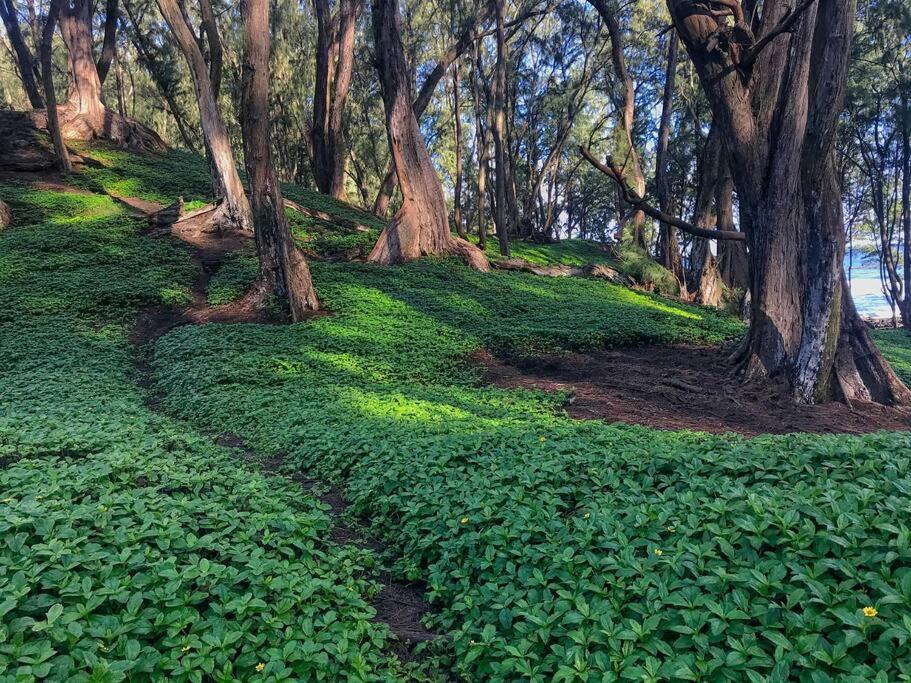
40, 0, 70, 171
158, 0, 251, 232
368, 0, 488, 270
901, 94, 910, 328
0, 0, 44, 107
451, 61, 466, 237
654, 31, 685, 290
240, 0, 318, 318
715, 163, 749, 290
94, 0, 118, 84
114, 53, 127, 117
198, 0, 222, 95
473, 41, 489, 249
670, 0, 910, 404
588, 0, 646, 247
491, 0, 510, 255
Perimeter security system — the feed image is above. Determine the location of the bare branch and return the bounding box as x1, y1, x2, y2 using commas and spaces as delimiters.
579, 146, 746, 241
740, 0, 817, 67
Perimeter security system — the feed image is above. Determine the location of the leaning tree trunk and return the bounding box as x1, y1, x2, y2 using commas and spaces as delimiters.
0, 0, 44, 107
52, 0, 163, 150
669, 0, 910, 404
368, 0, 488, 270
240, 0, 318, 319
157, 0, 252, 232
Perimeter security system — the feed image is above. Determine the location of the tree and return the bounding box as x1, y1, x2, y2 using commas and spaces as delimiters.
240, 0, 319, 318
0, 0, 44, 107
311, 0, 362, 199
368, 0, 489, 270
667, 0, 909, 404
40, 0, 70, 170
157, 0, 252, 232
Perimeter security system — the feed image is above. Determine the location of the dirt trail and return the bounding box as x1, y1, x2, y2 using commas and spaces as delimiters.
120, 198, 439, 663
478, 345, 911, 437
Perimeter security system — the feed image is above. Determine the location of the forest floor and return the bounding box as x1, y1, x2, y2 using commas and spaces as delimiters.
477, 345, 911, 436
4, 143, 911, 681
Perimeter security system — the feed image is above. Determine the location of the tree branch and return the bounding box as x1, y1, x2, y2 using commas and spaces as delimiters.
579, 146, 746, 241
740, 0, 817, 67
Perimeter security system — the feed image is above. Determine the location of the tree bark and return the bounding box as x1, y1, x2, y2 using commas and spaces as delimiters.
491, 0, 510, 255
198, 0, 222, 96
669, 0, 910, 404
94, 0, 118, 84
588, 0, 646, 247
368, 0, 488, 270
157, 0, 252, 232
653, 30, 685, 290
715, 163, 749, 291
312, 0, 361, 199
40, 0, 70, 171
0, 0, 44, 107
901, 93, 910, 328
473, 40, 489, 249
240, 0, 318, 319
451, 59, 466, 237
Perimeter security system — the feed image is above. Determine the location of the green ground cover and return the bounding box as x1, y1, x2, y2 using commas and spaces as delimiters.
0, 180, 422, 682
872, 329, 911, 386
4, 147, 911, 682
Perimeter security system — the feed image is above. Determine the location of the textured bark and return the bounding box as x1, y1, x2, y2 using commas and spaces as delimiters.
473, 41, 489, 249
0, 199, 10, 228
450, 60, 466, 237
0, 0, 44, 107
715, 164, 749, 290
158, 0, 251, 232
901, 94, 911, 328
653, 31, 685, 290
94, 0, 118, 84
241, 0, 318, 318
670, 0, 910, 404
198, 0, 222, 95
368, 0, 488, 270
312, 0, 361, 199
587, 0, 646, 247
490, 0, 510, 255
40, 0, 70, 171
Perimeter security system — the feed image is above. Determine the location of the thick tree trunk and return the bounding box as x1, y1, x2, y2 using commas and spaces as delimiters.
198, 0, 222, 95
40, 0, 70, 171
0, 0, 44, 107
368, 0, 488, 270
158, 0, 251, 232
241, 0, 318, 319
670, 0, 910, 404
654, 31, 685, 291
901, 94, 910, 328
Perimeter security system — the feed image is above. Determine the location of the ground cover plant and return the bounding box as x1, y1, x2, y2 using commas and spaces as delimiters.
4, 148, 911, 682
0, 180, 421, 682
872, 329, 911, 386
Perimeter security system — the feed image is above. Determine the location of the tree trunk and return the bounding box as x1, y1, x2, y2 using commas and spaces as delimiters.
0, 0, 44, 107
158, 0, 252, 232
368, 0, 488, 270
240, 0, 318, 319
198, 0, 222, 96
451, 60, 466, 238
670, 0, 910, 404
715, 164, 749, 291
900, 93, 910, 328
491, 0, 510, 256
312, 0, 361, 200
94, 0, 118, 84
473, 41, 489, 250
653, 31, 685, 290
40, 0, 70, 171
588, 0, 646, 247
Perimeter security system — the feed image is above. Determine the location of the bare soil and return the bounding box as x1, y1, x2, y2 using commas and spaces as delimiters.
477, 345, 911, 437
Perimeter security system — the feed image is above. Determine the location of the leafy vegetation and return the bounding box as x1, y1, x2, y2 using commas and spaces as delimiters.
0, 181, 418, 682
872, 329, 911, 385
206, 254, 260, 306
5, 149, 911, 682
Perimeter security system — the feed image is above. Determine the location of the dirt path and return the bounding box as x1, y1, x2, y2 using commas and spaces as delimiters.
124, 200, 439, 663
477, 345, 911, 437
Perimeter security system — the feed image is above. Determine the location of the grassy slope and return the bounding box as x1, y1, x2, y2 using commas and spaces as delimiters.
872, 329, 911, 386
4, 146, 911, 682
0, 180, 418, 681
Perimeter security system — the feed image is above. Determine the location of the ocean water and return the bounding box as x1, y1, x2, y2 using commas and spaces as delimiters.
846, 253, 894, 319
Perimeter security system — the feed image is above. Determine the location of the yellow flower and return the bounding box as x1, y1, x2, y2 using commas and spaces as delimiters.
181, 645, 191, 652
538, 436, 546, 442
1, 498, 12, 504
460, 516, 469, 525
256, 662, 266, 672
666, 526, 675, 533
583, 512, 590, 519
863, 606, 878, 618
654, 548, 663, 556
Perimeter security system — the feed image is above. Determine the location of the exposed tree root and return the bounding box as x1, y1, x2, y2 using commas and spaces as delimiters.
28, 104, 166, 153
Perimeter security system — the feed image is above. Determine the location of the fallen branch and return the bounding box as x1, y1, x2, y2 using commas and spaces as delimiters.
579, 146, 746, 241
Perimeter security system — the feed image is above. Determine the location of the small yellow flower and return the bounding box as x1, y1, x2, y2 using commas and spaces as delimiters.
654, 548, 663, 556
538, 436, 546, 442
1, 498, 12, 504
98, 642, 108, 652
583, 512, 590, 519
256, 662, 266, 672
863, 606, 878, 618
181, 645, 191, 652
469, 640, 476, 646
666, 526, 675, 533
460, 516, 469, 525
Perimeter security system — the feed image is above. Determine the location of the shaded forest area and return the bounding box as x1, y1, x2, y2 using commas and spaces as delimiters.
3, 0, 911, 680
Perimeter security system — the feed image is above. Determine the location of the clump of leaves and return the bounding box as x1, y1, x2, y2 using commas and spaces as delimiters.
207, 255, 260, 306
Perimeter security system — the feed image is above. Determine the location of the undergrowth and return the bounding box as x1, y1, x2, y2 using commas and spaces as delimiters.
0, 180, 420, 682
